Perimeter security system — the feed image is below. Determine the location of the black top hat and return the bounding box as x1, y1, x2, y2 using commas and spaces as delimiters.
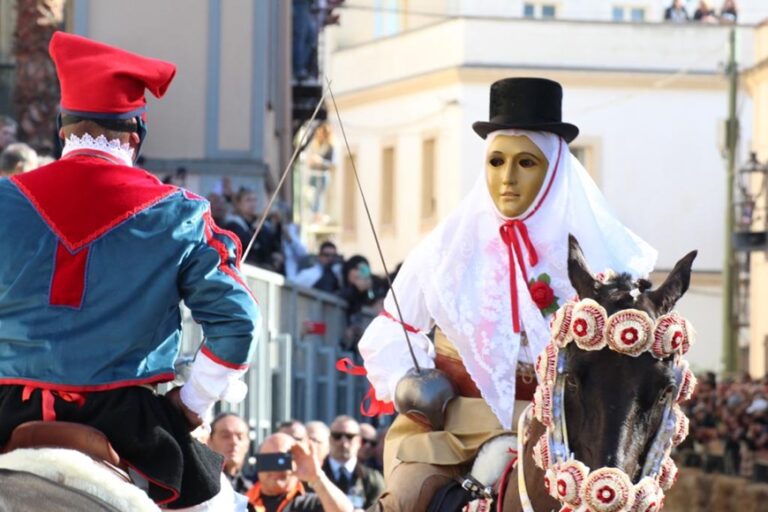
472, 77, 579, 143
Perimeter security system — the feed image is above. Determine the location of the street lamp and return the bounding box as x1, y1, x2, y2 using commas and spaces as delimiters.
734, 152, 768, 250
727, 152, 768, 376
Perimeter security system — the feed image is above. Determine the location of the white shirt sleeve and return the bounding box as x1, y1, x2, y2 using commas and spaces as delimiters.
179, 350, 248, 420
357, 258, 436, 402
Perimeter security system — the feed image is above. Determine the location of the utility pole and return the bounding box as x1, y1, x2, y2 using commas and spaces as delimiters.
723, 27, 739, 374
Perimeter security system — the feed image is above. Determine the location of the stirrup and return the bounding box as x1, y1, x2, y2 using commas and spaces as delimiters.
458, 474, 496, 501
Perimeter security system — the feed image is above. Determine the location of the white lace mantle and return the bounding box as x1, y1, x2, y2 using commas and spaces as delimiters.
62, 133, 134, 166
359, 129, 658, 430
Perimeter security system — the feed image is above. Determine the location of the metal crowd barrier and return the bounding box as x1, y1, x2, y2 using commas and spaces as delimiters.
179, 264, 373, 443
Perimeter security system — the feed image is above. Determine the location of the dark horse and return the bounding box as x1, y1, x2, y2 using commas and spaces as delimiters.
502, 236, 697, 511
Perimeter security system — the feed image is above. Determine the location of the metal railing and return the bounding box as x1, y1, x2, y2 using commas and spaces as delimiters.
180, 264, 374, 443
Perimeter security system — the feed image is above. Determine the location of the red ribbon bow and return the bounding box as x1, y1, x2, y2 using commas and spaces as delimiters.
335, 358, 395, 417
22, 386, 87, 422
499, 220, 539, 333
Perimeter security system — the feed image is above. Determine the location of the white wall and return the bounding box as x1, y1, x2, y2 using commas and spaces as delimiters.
676, 284, 723, 372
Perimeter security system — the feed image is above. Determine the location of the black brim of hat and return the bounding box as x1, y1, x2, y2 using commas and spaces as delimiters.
472, 121, 579, 143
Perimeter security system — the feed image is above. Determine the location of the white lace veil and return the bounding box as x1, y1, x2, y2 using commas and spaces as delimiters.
403, 129, 657, 427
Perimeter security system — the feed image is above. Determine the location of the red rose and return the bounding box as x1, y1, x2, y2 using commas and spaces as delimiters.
529, 281, 555, 310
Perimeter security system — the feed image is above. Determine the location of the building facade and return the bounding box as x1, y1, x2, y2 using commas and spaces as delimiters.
326, 2, 760, 373
745, 20, 768, 377
0, 0, 292, 199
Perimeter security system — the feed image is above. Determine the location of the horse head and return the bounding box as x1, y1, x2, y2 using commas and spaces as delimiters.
507, 236, 698, 512
563, 235, 697, 482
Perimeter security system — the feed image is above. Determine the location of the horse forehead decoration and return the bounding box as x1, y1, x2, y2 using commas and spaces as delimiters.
529, 297, 697, 512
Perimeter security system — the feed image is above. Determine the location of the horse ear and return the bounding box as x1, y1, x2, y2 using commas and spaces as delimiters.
647, 250, 697, 314
567, 234, 599, 300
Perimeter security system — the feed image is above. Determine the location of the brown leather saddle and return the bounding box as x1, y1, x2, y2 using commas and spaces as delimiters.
1, 421, 130, 482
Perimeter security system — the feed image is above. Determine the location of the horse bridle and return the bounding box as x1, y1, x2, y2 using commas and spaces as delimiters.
516, 299, 696, 512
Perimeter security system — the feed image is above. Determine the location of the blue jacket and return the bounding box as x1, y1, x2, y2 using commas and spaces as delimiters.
0, 155, 260, 390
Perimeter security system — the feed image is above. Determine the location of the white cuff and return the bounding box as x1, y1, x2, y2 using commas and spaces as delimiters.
179, 351, 249, 419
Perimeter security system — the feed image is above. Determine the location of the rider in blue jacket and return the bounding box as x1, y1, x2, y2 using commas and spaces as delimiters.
0, 32, 260, 509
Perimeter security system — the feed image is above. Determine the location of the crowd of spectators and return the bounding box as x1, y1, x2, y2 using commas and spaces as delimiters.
0, 115, 54, 176
664, 0, 739, 23
201, 413, 386, 512
679, 372, 768, 481
201, 180, 391, 352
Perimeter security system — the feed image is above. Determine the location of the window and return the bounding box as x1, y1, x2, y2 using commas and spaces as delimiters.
381, 146, 396, 228
541, 5, 557, 18
523, 3, 557, 19
571, 144, 600, 184
374, 0, 401, 38
571, 146, 587, 163
421, 138, 436, 220
612, 5, 646, 22
342, 151, 357, 232
523, 3, 535, 18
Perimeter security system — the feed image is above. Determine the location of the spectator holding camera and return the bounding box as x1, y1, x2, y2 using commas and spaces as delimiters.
246, 432, 353, 512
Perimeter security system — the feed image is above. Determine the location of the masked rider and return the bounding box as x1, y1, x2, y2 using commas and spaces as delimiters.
359, 77, 658, 511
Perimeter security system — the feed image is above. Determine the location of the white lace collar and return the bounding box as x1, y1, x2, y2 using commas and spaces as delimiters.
62, 133, 134, 167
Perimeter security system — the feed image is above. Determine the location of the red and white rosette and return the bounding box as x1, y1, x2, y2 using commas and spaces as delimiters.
658, 456, 678, 491
652, 313, 690, 359
629, 477, 663, 512
582, 467, 635, 512
606, 310, 653, 357
536, 343, 559, 384
551, 302, 575, 347
671, 404, 689, 447
544, 467, 558, 498
571, 299, 608, 351
533, 384, 554, 427
679, 318, 695, 355
533, 433, 552, 470
554, 460, 589, 506
676, 360, 697, 403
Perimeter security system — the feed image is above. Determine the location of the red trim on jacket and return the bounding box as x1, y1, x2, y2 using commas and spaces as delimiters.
200, 346, 249, 371
123, 461, 181, 506
49, 241, 90, 308
62, 148, 128, 166
0, 373, 175, 392
10, 157, 177, 251
202, 211, 257, 302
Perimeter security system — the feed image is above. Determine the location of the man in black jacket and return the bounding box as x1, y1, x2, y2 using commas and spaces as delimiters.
322, 415, 385, 510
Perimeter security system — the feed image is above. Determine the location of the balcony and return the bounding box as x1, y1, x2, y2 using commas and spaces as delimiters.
329, 18, 755, 95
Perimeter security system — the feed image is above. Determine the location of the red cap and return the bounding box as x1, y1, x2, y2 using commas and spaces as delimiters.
49, 32, 176, 119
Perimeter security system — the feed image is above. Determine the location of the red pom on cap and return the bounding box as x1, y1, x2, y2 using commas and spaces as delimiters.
49, 32, 176, 119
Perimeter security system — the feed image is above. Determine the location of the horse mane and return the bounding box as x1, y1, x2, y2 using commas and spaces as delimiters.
598, 273, 654, 315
